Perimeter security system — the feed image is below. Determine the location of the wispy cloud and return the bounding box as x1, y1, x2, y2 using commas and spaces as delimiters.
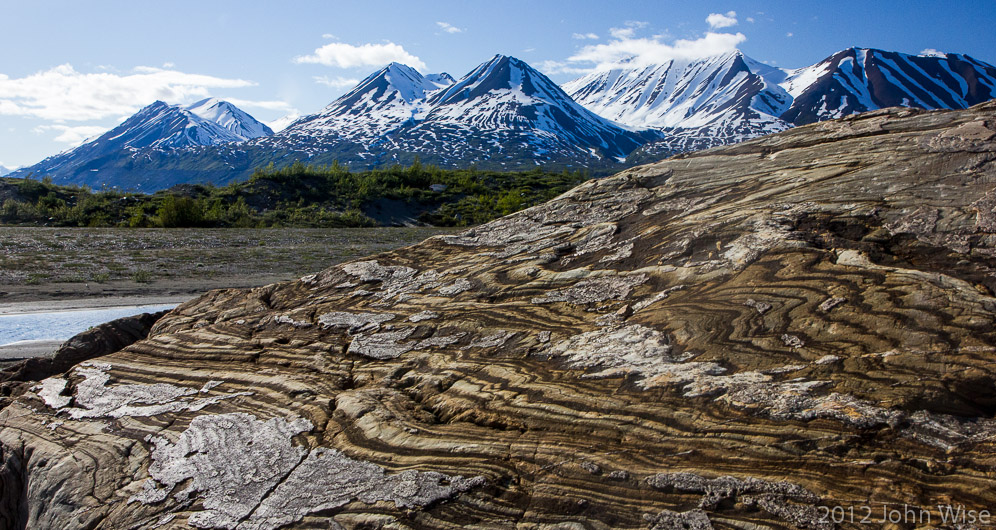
436, 21, 463, 34
786, 32, 794, 37
568, 29, 746, 71
313, 75, 360, 89
706, 11, 738, 29
293, 42, 426, 71
608, 21, 648, 40
33, 124, 108, 145
322, 33, 337, 39
538, 60, 595, 76
572, 32, 599, 40
0, 64, 255, 122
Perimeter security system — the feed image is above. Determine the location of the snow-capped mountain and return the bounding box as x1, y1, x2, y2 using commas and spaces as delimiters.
377, 54, 657, 164
263, 63, 455, 149
780, 48, 996, 124
567, 47, 996, 157
10, 99, 273, 187
564, 51, 793, 154
186, 98, 274, 141
260, 55, 655, 168
0, 165, 14, 177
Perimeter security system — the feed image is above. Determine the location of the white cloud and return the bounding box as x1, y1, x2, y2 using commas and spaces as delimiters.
33, 124, 108, 145
706, 11, 738, 29
293, 42, 426, 71
608, 21, 648, 40
313, 75, 361, 89
609, 27, 636, 39
746, 17, 755, 23
322, 33, 337, 39
436, 21, 463, 34
0, 64, 255, 122
786, 32, 794, 37
572, 32, 599, 40
920, 48, 946, 57
568, 30, 747, 71
538, 60, 595, 76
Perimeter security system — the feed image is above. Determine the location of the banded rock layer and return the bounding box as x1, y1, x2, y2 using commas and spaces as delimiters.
3, 102, 996, 529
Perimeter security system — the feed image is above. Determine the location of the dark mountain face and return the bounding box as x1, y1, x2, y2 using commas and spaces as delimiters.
10, 100, 273, 189
570, 47, 996, 161
780, 48, 996, 124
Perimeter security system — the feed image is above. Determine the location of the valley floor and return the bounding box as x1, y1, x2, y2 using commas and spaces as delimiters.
0, 226, 455, 359
0, 226, 455, 304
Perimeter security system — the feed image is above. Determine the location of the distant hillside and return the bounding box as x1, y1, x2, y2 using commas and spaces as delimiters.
0, 163, 589, 228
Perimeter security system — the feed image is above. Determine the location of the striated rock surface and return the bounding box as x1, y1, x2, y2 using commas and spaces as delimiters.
3, 102, 996, 529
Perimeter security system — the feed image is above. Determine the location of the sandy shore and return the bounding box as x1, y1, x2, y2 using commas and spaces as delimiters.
0, 339, 64, 360
0, 295, 192, 360
0, 294, 194, 316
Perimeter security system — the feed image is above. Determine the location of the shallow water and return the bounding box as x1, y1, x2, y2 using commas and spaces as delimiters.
0, 304, 177, 346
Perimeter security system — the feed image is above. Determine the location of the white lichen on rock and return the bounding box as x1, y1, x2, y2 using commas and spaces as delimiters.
38, 364, 249, 419
274, 315, 313, 328
348, 329, 415, 359
743, 298, 772, 314
531, 274, 647, 305
645, 508, 714, 530
781, 334, 805, 348
340, 260, 447, 302
438, 278, 472, 296
408, 310, 439, 322
415, 332, 466, 350
818, 297, 846, 312
318, 311, 395, 334
461, 330, 517, 350
130, 412, 485, 530
33, 377, 71, 409
544, 324, 723, 388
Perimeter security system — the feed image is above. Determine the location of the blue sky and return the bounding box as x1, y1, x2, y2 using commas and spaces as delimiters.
2, 0, 995, 169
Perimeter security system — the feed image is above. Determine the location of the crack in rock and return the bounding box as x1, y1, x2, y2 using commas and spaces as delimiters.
130, 412, 485, 530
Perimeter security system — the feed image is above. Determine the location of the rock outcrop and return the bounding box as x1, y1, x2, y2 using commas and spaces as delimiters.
3, 102, 996, 529
0, 310, 168, 409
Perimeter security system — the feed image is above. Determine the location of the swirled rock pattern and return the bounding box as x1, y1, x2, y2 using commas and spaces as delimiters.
3, 102, 996, 529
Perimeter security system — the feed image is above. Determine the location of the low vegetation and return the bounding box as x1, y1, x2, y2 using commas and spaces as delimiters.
0, 161, 589, 228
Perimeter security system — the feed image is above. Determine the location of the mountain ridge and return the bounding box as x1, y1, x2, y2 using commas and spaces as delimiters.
568, 46, 996, 157
10, 48, 996, 190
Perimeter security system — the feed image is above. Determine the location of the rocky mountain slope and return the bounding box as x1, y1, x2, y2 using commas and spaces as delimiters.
568, 47, 996, 159
235, 55, 655, 171
9, 99, 273, 189
3, 101, 995, 528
